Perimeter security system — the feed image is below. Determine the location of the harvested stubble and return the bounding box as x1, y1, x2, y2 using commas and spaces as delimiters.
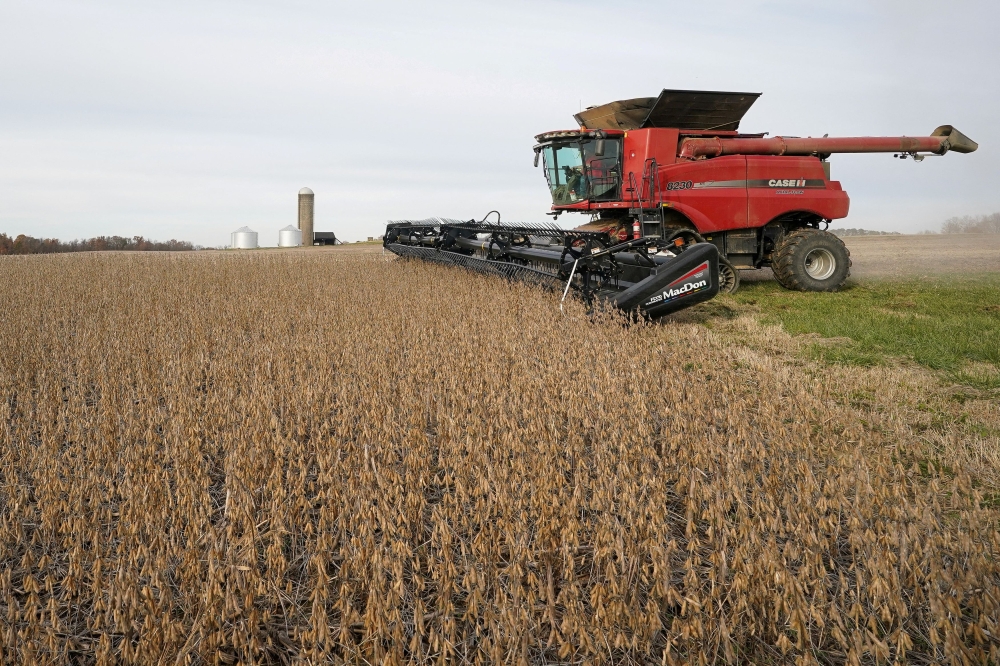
0, 251, 997, 665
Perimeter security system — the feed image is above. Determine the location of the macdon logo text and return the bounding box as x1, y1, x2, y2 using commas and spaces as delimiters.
644, 279, 708, 306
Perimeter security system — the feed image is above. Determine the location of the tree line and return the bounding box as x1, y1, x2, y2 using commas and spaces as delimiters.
0, 234, 196, 255
942, 213, 1000, 234
832, 228, 901, 237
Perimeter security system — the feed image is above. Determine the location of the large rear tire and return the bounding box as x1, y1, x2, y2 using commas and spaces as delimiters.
772, 228, 851, 291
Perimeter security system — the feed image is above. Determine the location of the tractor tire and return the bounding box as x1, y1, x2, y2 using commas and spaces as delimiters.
772, 228, 851, 291
718, 256, 740, 294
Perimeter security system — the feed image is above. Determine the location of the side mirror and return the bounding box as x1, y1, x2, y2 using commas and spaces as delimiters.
595, 130, 605, 157
533, 150, 540, 167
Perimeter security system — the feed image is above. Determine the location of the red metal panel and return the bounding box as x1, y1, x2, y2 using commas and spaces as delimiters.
746, 156, 849, 227
619, 128, 679, 206
645, 128, 679, 166
657, 156, 748, 233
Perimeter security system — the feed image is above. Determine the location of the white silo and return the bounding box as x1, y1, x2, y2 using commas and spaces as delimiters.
231, 226, 258, 249
278, 225, 302, 247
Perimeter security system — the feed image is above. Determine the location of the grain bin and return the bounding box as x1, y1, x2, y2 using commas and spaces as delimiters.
278, 225, 302, 247
298, 187, 314, 246
231, 226, 258, 249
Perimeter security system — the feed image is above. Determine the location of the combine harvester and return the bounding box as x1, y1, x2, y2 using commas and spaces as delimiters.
385, 89, 976, 318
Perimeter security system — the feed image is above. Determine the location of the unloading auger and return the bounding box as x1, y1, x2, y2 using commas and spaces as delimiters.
383, 216, 721, 319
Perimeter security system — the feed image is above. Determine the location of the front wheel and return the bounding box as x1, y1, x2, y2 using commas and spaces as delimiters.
718, 256, 741, 294
772, 229, 851, 291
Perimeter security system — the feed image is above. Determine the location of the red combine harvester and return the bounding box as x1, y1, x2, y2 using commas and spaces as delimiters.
541, 89, 977, 292
385, 89, 976, 319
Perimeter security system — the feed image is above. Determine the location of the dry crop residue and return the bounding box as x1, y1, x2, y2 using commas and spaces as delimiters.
1, 252, 997, 665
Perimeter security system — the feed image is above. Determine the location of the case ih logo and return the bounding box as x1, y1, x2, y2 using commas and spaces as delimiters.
643, 262, 711, 306
768, 179, 807, 187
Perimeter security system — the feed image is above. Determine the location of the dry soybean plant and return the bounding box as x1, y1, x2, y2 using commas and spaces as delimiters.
0, 251, 997, 665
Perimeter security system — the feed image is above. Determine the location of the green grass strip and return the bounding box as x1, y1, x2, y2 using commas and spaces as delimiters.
730, 275, 1000, 389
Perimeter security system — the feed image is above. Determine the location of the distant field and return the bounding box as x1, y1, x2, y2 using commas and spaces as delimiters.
1, 247, 998, 664
317, 230, 1000, 278
741, 232, 1000, 282
274, 231, 1000, 276
843, 232, 1000, 278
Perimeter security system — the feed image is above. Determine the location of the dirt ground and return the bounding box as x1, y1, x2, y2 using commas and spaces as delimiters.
841, 233, 1000, 278
734, 233, 1000, 282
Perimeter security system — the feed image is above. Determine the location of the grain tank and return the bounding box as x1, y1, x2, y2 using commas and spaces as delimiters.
278, 225, 302, 247
231, 226, 258, 249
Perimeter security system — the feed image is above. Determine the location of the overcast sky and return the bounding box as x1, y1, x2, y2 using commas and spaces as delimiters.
1, 0, 997, 245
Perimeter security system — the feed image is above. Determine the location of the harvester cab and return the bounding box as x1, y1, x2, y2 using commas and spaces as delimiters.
535, 89, 977, 293
534, 132, 623, 207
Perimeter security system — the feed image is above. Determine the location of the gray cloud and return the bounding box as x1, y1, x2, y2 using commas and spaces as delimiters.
1, 0, 996, 245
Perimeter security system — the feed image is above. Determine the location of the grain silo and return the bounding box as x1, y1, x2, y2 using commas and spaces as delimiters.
231, 226, 258, 249
298, 187, 314, 246
278, 224, 302, 247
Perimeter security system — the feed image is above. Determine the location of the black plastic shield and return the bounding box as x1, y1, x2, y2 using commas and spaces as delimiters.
608, 243, 720, 318
642, 89, 761, 131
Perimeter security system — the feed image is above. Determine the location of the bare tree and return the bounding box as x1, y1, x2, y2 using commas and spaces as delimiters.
942, 213, 1000, 233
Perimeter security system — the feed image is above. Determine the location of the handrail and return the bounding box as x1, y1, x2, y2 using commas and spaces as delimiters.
641, 158, 659, 208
